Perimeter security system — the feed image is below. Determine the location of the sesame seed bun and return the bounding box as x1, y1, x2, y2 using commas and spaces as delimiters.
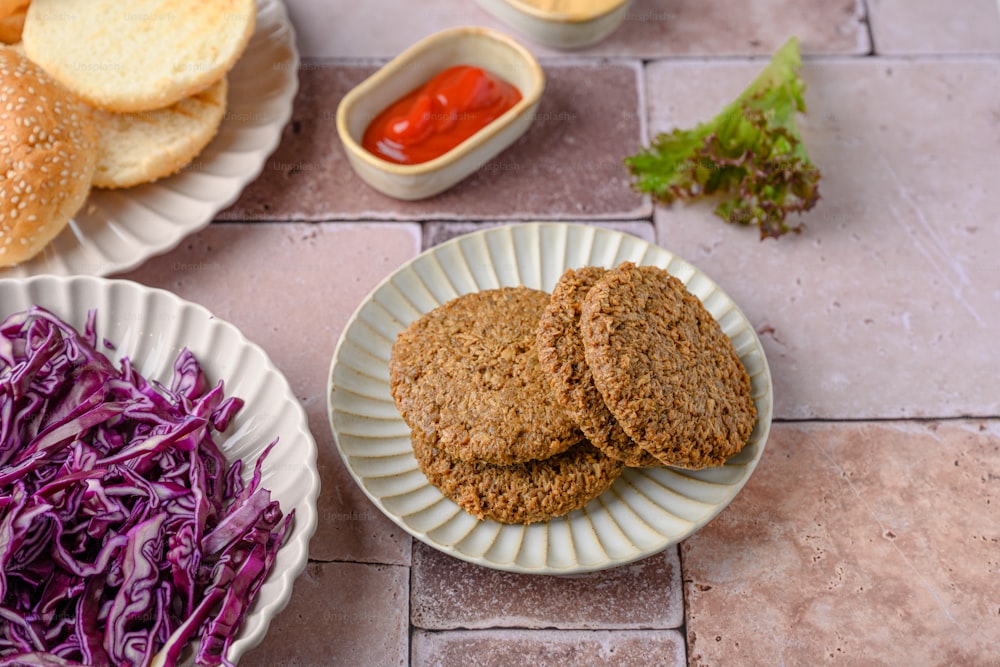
0, 46, 96, 268
0, 0, 27, 19
92, 75, 228, 189
0, 0, 27, 45
21, 0, 255, 113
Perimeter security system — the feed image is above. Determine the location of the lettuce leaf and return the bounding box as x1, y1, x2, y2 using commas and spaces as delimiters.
625, 36, 821, 239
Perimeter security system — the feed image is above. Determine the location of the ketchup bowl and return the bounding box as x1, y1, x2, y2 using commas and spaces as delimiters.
336, 26, 545, 200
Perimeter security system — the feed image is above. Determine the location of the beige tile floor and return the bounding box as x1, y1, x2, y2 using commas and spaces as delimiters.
109, 1, 1000, 664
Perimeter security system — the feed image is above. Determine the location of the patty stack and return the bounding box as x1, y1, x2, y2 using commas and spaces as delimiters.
0, 0, 255, 267
389, 262, 757, 525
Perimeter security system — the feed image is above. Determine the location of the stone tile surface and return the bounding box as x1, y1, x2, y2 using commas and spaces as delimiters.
647, 58, 1000, 419
286, 0, 869, 58
868, 0, 1000, 54
412, 629, 686, 666
242, 562, 408, 667
118, 222, 420, 564
682, 420, 1000, 666
411, 542, 683, 629
219, 63, 647, 222
75, 2, 1000, 663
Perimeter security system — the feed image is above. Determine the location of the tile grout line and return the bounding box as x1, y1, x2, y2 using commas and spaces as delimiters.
772, 415, 1000, 424
297, 52, 1000, 69
677, 542, 691, 667
862, 0, 878, 55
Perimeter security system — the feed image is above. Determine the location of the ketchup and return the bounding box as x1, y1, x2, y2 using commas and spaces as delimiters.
361, 65, 522, 165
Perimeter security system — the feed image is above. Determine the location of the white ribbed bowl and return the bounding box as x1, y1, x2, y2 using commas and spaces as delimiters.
328, 223, 772, 574
0, 0, 298, 278
0, 276, 320, 664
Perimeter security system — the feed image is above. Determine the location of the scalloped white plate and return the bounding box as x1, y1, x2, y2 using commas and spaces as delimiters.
0, 276, 320, 664
0, 0, 298, 278
328, 223, 772, 574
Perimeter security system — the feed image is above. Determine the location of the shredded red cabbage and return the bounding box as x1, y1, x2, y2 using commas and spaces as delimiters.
0, 306, 292, 667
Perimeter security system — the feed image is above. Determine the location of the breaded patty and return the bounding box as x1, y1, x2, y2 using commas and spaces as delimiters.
390, 287, 582, 465
410, 425, 623, 524
580, 262, 756, 469
537, 266, 660, 467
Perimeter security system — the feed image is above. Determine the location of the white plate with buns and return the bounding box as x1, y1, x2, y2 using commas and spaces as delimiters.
328, 223, 774, 574
0, 0, 298, 278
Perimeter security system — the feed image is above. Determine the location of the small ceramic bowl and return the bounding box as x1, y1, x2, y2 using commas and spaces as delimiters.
474, 0, 633, 50
336, 26, 545, 201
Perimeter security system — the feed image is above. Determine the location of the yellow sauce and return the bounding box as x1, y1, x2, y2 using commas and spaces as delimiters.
513, 0, 624, 19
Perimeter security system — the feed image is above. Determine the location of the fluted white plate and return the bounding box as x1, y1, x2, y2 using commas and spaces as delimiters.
0, 0, 298, 278
328, 223, 772, 574
0, 276, 320, 664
